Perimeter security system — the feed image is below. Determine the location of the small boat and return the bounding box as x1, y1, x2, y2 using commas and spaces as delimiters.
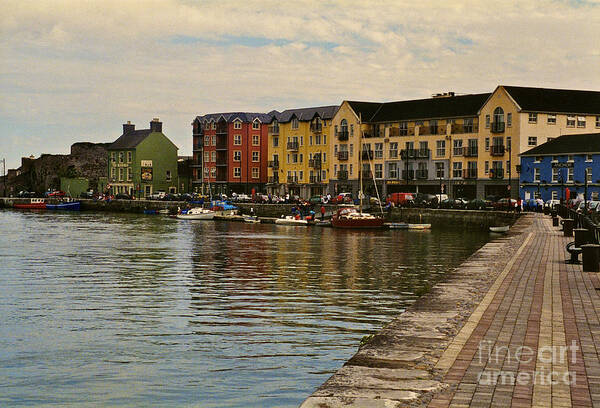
490, 225, 510, 233
331, 207, 384, 229
315, 220, 332, 227
14, 198, 46, 209
176, 207, 215, 220
243, 215, 260, 223
46, 201, 81, 211
408, 223, 431, 230
275, 215, 309, 226
385, 222, 409, 229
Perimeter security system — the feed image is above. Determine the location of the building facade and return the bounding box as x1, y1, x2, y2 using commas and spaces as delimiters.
266, 105, 337, 197
107, 118, 179, 197
519, 133, 600, 202
192, 113, 270, 195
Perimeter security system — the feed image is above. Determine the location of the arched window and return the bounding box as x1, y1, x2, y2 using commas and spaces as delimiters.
493, 107, 504, 124
340, 119, 348, 131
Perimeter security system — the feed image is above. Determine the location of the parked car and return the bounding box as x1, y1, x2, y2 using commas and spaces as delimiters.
413, 193, 436, 208
494, 198, 517, 211
439, 198, 454, 209
544, 199, 560, 210
467, 199, 488, 210
79, 190, 94, 199
46, 190, 66, 197
309, 195, 324, 204
386, 192, 414, 207
147, 191, 166, 200
452, 198, 469, 209
331, 193, 354, 204
577, 200, 600, 215
160, 193, 180, 201
115, 193, 132, 200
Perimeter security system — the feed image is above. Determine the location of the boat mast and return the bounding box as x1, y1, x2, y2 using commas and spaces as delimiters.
358, 113, 363, 214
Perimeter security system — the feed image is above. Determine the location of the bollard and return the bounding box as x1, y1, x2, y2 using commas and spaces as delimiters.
551, 209, 558, 218
563, 219, 574, 237
553, 216, 559, 227
582, 244, 600, 272
543, 206, 549, 215
574, 229, 588, 248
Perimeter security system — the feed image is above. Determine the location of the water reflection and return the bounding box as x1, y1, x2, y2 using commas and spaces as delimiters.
0, 210, 488, 407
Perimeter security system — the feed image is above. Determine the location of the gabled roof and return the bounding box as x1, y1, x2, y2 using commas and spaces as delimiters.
195, 112, 273, 123
502, 86, 600, 114
346, 101, 383, 122
521, 133, 600, 156
108, 129, 152, 150
276, 105, 338, 123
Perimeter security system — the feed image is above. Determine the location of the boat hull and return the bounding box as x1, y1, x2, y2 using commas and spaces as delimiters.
14, 203, 47, 209
275, 219, 308, 226
331, 218, 384, 229
46, 202, 81, 211
490, 226, 510, 233
176, 213, 215, 220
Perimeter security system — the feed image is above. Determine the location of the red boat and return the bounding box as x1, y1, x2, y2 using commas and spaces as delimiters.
331, 207, 384, 229
13, 198, 47, 209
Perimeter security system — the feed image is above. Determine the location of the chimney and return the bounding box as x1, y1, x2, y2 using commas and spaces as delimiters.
150, 117, 162, 133
123, 121, 135, 134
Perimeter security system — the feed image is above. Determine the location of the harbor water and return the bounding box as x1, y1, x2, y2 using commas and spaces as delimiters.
0, 210, 489, 407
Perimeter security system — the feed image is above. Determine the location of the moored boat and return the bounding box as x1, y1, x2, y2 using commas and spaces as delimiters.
408, 223, 431, 230
176, 207, 215, 220
385, 222, 409, 229
275, 215, 309, 226
331, 207, 384, 229
490, 225, 510, 233
14, 198, 46, 210
46, 201, 81, 211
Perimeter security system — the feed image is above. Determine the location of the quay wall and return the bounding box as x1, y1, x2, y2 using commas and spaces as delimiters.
388, 207, 519, 229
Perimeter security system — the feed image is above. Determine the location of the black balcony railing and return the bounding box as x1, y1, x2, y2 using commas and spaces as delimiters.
400, 149, 417, 159
287, 176, 298, 184
268, 160, 279, 169
464, 146, 478, 157
337, 151, 349, 160
417, 148, 430, 159
491, 145, 505, 156
361, 150, 374, 160
403, 170, 415, 180
464, 168, 478, 179
268, 126, 279, 135
310, 123, 322, 133
491, 122, 505, 133
336, 130, 349, 141
490, 168, 504, 179
287, 141, 299, 151
416, 169, 428, 179
308, 159, 321, 169
337, 170, 348, 180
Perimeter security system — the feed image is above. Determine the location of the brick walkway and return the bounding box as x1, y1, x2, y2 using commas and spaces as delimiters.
429, 214, 600, 408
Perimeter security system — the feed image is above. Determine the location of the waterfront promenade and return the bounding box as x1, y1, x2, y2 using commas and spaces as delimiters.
303, 213, 600, 407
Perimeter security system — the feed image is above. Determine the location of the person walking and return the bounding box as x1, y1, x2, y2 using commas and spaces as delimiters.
320, 205, 325, 220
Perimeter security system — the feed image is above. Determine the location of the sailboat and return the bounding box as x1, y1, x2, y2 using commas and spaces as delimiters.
331, 137, 384, 229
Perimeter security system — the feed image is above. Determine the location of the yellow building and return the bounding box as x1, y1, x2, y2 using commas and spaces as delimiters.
266, 106, 338, 198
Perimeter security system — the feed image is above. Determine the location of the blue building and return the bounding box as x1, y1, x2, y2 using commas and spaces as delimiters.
520, 133, 600, 202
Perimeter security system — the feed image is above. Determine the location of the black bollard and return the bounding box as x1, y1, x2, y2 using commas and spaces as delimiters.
553, 216, 559, 227
574, 229, 588, 248
582, 244, 600, 272
551, 209, 558, 218
544, 206, 549, 215
563, 219, 574, 237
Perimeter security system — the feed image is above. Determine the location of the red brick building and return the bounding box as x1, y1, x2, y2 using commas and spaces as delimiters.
192, 112, 272, 195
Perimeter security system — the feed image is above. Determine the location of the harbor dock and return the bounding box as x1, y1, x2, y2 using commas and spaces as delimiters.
302, 212, 600, 407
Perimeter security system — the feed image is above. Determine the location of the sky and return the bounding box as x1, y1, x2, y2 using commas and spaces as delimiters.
1, 0, 600, 170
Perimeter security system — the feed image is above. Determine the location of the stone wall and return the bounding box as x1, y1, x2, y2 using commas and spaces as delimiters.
388, 207, 519, 229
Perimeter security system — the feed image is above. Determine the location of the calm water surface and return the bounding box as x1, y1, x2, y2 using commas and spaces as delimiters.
0, 210, 489, 407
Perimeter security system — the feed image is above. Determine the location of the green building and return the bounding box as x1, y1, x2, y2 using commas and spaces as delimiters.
107, 118, 179, 198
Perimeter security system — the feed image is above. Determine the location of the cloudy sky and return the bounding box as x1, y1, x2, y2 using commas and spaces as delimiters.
1, 0, 599, 169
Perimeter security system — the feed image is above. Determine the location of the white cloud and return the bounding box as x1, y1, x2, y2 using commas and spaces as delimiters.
1, 0, 599, 169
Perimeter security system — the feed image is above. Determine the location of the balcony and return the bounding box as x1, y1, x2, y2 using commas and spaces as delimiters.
216, 125, 228, 135
463, 147, 478, 157
337, 170, 348, 180
416, 169, 428, 179
388, 128, 400, 137
491, 145, 505, 156
216, 140, 228, 150
417, 148, 430, 159
287, 141, 299, 151
310, 175, 322, 183
336, 130, 349, 141
451, 123, 478, 134
361, 150, 374, 160
337, 151, 349, 161
464, 168, 478, 179
491, 122, 505, 133
399, 127, 415, 136
400, 149, 417, 160
308, 159, 321, 169
362, 131, 376, 138
310, 123, 322, 133
268, 176, 279, 184
268, 125, 279, 135
402, 170, 415, 180
287, 176, 298, 184
490, 168, 504, 179
268, 160, 279, 169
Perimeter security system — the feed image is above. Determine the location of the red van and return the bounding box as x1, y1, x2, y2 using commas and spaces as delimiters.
387, 192, 414, 207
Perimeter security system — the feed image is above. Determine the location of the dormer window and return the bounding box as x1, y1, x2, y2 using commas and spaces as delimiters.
211, 122, 216, 130
205, 122, 210, 130
234, 120, 242, 129
252, 119, 260, 130
291, 118, 299, 129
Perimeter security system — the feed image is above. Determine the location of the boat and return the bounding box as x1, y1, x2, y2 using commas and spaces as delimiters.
46, 201, 81, 211
176, 207, 215, 220
275, 215, 309, 226
243, 215, 261, 223
331, 207, 385, 229
385, 222, 409, 229
490, 225, 510, 233
14, 198, 46, 209
315, 220, 332, 227
408, 223, 431, 230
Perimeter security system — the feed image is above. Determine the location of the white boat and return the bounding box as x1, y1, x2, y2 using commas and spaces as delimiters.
176, 207, 215, 220
243, 215, 261, 223
490, 225, 510, 233
275, 216, 309, 226
408, 223, 431, 230
385, 222, 409, 229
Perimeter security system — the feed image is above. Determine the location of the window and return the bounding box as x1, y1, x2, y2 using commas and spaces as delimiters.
299, 171, 303, 181
374, 164, 383, 179
211, 135, 216, 146
234, 134, 241, 145
349, 164, 353, 175
323, 135, 326, 144
436, 162, 444, 178
252, 167, 259, 178
211, 122, 216, 130
484, 161, 489, 175
547, 114, 556, 124
127, 151, 132, 162
234, 167, 241, 178
205, 135, 210, 146
110, 167, 116, 180
464, 118, 474, 133
587, 168, 593, 183
118, 167, 124, 181
577, 116, 586, 128
127, 167, 132, 181
453, 139, 463, 156
233, 151, 241, 161
299, 153, 303, 163
567, 115, 575, 127
552, 167, 559, 183
211, 167, 216, 178
568, 167, 574, 182
111, 152, 116, 162
252, 151, 259, 162
528, 113, 538, 123
534, 168, 541, 182
322, 170, 326, 180
528, 137, 537, 146
291, 118, 299, 129
493, 107, 504, 124
204, 167, 209, 177
429, 119, 438, 135
211, 151, 216, 162
205, 122, 210, 130
596, 116, 600, 128
389, 163, 398, 179
485, 114, 490, 128
452, 162, 462, 178
252, 135, 260, 146
322, 153, 326, 162
507, 113, 512, 127
349, 144, 354, 156
315, 134, 321, 145
166, 170, 172, 181
234, 120, 242, 129
586, 154, 593, 162
252, 120, 260, 130
349, 124, 353, 136
119, 152, 124, 163
485, 138, 490, 151
552, 190, 558, 200
204, 151, 209, 162
374, 143, 383, 158
436, 140, 445, 156
399, 122, 408, 136
389, 142, 398, 158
